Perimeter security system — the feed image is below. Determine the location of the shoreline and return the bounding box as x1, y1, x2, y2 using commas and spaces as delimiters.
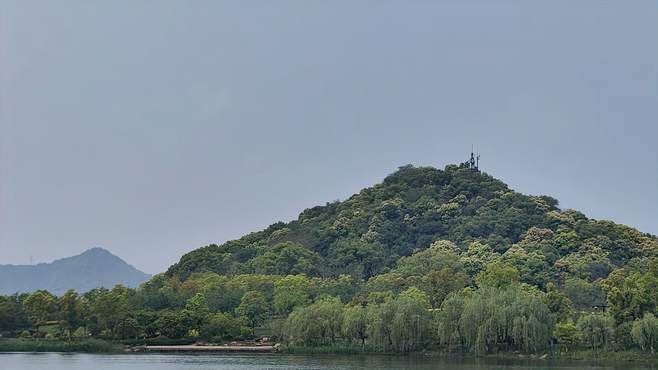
1, 339, 657, 363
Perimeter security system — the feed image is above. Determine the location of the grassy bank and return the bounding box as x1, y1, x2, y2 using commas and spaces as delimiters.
0, 338, 121, 353
280, 345, 369, 355
551, 349, 658, 362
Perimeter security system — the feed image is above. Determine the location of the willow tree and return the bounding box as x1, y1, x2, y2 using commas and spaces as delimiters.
631, 313, 658, 353
459, 286, 553, 353
282, 296, 344, 346
365, 298, 396, 351
436, 289, 473, 351
342, 304, 367, 347
390, 287, 432, 353
577, 313, 615, 350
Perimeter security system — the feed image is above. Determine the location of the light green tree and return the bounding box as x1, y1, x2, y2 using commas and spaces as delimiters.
342, 305, 367, 347
475, 261, 520, 288
23, 290, 57, 331
235, 290, 268, 332
273, 275, 310, 315
58, 289, 81, 339
577, 313, 615, 350
631, 313, 658, 353
554, 321, 581, 352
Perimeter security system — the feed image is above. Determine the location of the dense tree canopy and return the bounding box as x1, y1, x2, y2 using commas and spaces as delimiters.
2, 164, 658, 355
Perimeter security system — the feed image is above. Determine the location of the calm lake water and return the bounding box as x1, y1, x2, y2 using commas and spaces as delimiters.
0, 353, 656, 370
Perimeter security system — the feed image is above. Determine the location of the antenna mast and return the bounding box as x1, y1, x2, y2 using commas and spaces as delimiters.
466, 146, 480, 171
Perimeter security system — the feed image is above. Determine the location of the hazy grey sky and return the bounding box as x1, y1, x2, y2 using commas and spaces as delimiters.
2, 1, 657, 273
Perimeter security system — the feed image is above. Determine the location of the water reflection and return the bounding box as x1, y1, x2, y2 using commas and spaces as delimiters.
0, 353, 655, 370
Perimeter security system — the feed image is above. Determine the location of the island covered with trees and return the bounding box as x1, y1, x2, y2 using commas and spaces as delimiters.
2, 164, 658, 357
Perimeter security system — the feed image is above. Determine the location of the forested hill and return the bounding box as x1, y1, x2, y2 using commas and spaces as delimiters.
167, 164, 658, 287
5, 164, 658, 353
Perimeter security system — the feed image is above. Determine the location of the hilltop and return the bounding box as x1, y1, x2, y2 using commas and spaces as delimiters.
167, 164, 657, 289
0, 247, 151, 296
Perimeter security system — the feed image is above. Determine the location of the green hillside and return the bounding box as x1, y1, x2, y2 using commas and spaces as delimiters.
3, 164, 658, 355
167, 164, 657, 288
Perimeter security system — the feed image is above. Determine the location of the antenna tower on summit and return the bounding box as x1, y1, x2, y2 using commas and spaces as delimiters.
467, 145, 480, 171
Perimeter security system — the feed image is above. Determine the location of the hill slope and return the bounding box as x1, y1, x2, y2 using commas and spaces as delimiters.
166, 164, 658, 287
0, 247, 151, 295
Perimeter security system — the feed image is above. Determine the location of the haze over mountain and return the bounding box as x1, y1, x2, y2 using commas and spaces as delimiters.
0, 247, 151, 296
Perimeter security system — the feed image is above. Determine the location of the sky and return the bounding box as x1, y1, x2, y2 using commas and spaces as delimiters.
1, 1, 657, 274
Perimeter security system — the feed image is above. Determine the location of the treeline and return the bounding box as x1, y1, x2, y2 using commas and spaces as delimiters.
3, 245, 658, 354
0, 272, 357, 342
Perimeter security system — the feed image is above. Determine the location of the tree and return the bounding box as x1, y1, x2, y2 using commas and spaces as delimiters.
250, 242, 321, 276
182, 293, 210, 331
631, 313, 658, 353
0, 295, 29, 332
602, 269, 657, 323
394, 240, 461, 277
342, 305, 367, 347
22, 290, 57, 330
577, 313, 614, 350
554, 322, 581, 352
390, 287, 432, 353
235, 291, 268, 331
89, 286, 131, 338
563, 277, 605, 311
459, 241, 499, 277
555, 246, 613, 281
365, 298, 396, 351
475, 261, 519, 288
283, 296, 344, 346
421, 267, 468, 308
542, 283, 573, 322
201, 312, 248, 340
436, 289, 472, 350
156, 311, 189, 338
458, 286, 553, 353
274, 275, 310, 315
58, 289, 81, 339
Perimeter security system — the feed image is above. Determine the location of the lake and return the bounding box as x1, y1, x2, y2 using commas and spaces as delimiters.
1, 353, 656, 370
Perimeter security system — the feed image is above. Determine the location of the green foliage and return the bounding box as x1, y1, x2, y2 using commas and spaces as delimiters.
475, 261, 520, 288
250, 242, 321, 275
631, 313, 658, 353
182, 293, 209, 330
23, 290, 57, 327
436, 289, 472, 350
200, 312, 248, 340
554, 321, 581, 351
155, 311, 189, 338
563, 277, 605, 311
542, 283, 573, 322
389, 287, 432, 353
274, 275, 311, 315
461, 286, 553, 353
283, 296, 344, 346
0, 295, 29, 332
602, 268, 658, 323
235, 290, 268, 330
342, 305, 367, 346
2, 164, 658, 355
577, 313, 615, 350
58, 289, 81, 338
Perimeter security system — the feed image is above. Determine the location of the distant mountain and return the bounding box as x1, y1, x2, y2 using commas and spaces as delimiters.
0, 247, 151, 296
